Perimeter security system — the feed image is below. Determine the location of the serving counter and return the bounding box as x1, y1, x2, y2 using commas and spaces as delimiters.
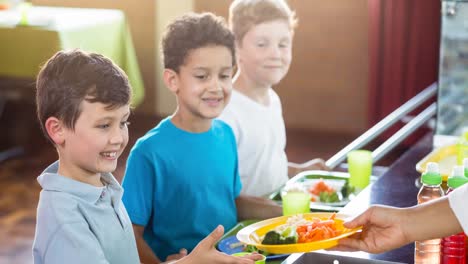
278, 134, 433, 264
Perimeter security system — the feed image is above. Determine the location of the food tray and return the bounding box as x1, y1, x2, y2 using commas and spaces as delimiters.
268, 170, 377, 212
216, 220, 289, 260
236, 213, 361, 254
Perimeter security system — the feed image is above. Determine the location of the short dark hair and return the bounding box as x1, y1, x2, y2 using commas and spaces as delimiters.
36, 49, 131, 144
161, 12, 235, 72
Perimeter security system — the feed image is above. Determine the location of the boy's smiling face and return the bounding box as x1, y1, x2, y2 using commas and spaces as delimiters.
167, 45, 234, 128
55, 101, 130, 184
237, 19, 293, 87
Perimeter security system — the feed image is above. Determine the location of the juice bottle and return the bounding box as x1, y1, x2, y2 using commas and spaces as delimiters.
415, 162, 444, 264
457, 132, 468, 165
441, 166, 468, 264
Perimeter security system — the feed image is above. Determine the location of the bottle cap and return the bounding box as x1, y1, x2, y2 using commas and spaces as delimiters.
448, 165, 468, 188
422, 162, 442, 185
447, 176, 468, 189
426, 162, 439, 173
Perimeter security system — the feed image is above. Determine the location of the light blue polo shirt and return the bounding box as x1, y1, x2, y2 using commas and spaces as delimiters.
33, 161, 140, 264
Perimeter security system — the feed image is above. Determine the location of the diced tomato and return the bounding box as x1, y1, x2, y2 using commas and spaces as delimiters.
308, 179, 335, 196
295, 217, 342, 243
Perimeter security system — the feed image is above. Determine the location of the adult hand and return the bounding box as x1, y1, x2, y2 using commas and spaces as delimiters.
335, 205, 411, 254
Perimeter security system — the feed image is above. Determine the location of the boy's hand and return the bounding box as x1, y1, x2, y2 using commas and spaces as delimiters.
184, 225, 263, 264
288, 158, 329, 177
302, 158, 329, 171
166, 248, 188, 262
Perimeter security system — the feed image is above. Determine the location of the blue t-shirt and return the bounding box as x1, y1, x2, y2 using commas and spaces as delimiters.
122, 117, 241, 260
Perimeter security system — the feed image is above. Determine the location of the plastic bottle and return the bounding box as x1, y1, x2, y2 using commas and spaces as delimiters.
445, 166, 468, 193
457, 132, 468, 165
441, 166, 468, 264
415, 162, 444, 264
464, 159, 468, 263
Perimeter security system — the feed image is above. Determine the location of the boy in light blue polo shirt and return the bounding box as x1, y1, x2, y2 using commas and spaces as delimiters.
122, 12, 282, 263
32, 50, 139, 264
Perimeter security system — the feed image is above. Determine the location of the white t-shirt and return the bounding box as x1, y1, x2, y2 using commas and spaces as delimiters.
218, 89, 288, 197
448, 183, 468, 234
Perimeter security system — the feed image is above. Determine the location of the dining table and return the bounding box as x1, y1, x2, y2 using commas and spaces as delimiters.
0, 5, 144, 106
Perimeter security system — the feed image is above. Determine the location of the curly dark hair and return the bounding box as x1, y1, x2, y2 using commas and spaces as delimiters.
161, 12, 235, 72
36, 49, 131, 144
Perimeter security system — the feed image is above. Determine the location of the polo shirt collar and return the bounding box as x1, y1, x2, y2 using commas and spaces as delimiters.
37, 161, 123, 205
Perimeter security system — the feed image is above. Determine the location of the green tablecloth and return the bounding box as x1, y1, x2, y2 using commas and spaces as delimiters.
0, 6, 144, 106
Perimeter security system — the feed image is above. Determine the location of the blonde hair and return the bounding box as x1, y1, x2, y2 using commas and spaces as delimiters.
229, 0, 298, 44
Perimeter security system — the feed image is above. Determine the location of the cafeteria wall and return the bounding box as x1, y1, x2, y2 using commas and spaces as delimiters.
195, 0, 369, 134
32, 0, 368, 134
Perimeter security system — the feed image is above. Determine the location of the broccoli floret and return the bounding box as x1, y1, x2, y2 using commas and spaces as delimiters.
282, 236, 298, 244
319, 191, 340, 203
262, 231, 282, 245
341, 181, 355, 198
262, 229, 299, 245
244, 245, 270, 256
281, 226, 298, 244
244, 244, 258, 253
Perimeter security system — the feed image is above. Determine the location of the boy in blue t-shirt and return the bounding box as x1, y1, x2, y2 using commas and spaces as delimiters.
122, 12, 282, 263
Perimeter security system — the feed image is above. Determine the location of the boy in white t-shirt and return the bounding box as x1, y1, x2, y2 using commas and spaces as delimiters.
219, 0, 327, 197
